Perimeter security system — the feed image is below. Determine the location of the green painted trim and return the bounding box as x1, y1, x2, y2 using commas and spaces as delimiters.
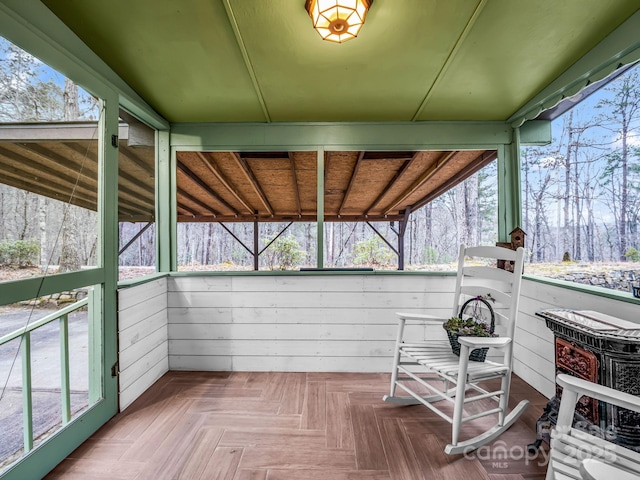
508, 10, 640, 127
519, 120, 552, 146
157, 130, 172, 272
59, 315, 71, 425
496, 144, 507, 242
0, 96, 118, 480
170, 121, 513, 148
0, 0, 168, 130
99, 93, 119, 415
510, 128, 522, 231
170, 146, 178, 271
168, 270, 458, 277
496, 130, 522, 242
21, 332, 33, 453
0, 299, 89, 345
221, 0, 270, 122
0, 268, 105, 305
316, 147, 324, 268
1, 400, 113, 480
523, 274, 640, 306
412, 0, 489, 121
118, 272, 169, 288
88, 286, 102, 405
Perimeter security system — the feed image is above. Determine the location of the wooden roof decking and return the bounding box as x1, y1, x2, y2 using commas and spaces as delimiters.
0, 123, 495, 223
176, 149, 496, 223
0, 122, 156, 222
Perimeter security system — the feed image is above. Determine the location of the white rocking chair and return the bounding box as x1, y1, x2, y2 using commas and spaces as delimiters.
383, 244, 529, 454
546, 374, 640, 480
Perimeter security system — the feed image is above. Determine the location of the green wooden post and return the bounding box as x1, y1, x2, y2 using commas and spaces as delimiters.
59, 314, 71, 425
99, 94, 120, 412
21, 331, 33, 453
87, 286, 102, 405
170, 143, 178, 271
157, 129, 172, 272
497, 128, 522, 242
316, 146, 325, 268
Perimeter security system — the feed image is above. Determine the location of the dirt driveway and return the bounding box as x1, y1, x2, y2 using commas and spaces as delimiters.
0, 306, 89, 466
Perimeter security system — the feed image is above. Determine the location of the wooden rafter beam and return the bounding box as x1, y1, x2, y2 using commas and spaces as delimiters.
0, 147, 96, 197
196, 152, 254, 214
0, 157, 151, 216
324, 151, 330, 188
16, 142, 98, 179
231, 152, 273, 216
383, 151, 457, 215
116, 192, 155, 214
119, 147, 154, 175
338, 151, 365, 216
362, 152, 414, 161
176, 213, 405, 223
411, 151, 497, 212
365, 152, 419, 215
62, 141, 162, 215
177, 160, 238, 216
118, 204, 148, 217
177, 188, 221, 217
0, 163, 96, 210
176, 193, 203, 217
174, 198, 200, 217
117, 214, 156, 222
288, 152, 302, 217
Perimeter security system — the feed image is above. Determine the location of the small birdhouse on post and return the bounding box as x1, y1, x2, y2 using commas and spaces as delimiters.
497, 227, 526, 271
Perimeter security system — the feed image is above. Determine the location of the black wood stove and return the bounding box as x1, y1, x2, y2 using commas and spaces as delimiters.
530, 309, 640, 452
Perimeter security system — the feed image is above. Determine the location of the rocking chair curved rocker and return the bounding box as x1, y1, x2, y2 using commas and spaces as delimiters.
383, 244, 528, 455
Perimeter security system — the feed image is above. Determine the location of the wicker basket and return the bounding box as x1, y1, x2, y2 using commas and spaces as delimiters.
444, 295, 496, 362
446, 330, 489, 362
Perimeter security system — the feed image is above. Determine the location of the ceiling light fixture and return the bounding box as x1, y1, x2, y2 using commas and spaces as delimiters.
305, 0, 373, 44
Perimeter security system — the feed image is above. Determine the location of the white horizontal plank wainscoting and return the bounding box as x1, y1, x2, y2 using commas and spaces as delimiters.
167, 274, 456, 373
118, 277, 169, 410
514, 277, 640, 399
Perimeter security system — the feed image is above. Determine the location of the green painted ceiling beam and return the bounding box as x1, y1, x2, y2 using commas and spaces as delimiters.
519, 120, 552, 146
170, 121, 513, 149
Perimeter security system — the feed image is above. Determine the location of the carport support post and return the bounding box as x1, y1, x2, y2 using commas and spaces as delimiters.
497, 127, 522, 242
253, 217, 259, 270
398, 207, 411, 270
316, 147, 325, 268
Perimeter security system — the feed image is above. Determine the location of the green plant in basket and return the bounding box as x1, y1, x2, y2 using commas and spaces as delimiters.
443, 316, 495, 337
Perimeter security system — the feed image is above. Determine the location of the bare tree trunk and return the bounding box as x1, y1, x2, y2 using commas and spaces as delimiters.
327, 222, 336, 265
18, 190, 29, 240
58, 79, 81, 271
39, 196, 48, 272
574, 160, 581, 261
563, 110, 574, 261
63, 78, 79, 121
59, 213, 80, 272
620, 120, 628, 260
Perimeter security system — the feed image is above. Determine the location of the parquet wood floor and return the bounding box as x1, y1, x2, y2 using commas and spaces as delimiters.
45, 372, 550, 480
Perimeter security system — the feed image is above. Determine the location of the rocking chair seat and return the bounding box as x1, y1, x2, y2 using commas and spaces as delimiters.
400, 342, 510, 380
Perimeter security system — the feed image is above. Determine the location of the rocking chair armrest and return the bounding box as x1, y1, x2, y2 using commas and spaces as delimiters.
580, 458, 638, 480
395, 312, 447, 324
556, 374, 640, 412
457, 336, 512, 348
